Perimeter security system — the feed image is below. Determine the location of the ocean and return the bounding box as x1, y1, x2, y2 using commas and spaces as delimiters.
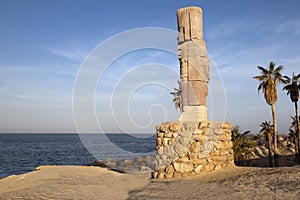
0, 133, 156, 178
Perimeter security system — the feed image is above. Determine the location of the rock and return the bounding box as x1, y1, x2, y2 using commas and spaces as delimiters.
168, 139, 175, 145
193, 129, 203, 135
222, 122, 231, 129
214, 164, 223, 170
92, 160, 106, 167
173, 172, 182, 178
199, 122, 208, 129
160, 154, 169, 161
102, 157, 116, 168
132, 156, 143, 163
202, 141, 215, 152
213, 129, 223, 135
206, 157, 212, 163
201, 163, 215, 172
163, 145, 174, 156
178, 156, 190, 162
187, 152, 198, 160
162, 159, 172, 167
156, 132, 164, 138
209, 150, 220, 157
157, 146, 164, 155
160, 125, 169, 133
165, 165, 175, 179
191, 158, 207, 165
219, 150, 229, 156
189, 141, 201, 153
174, 143, 186, 154
210, 156, 228, 162
169, 122, 181, 132
157, 172, 165, 179
206, 129, 215, 136
152, 171, 158, 179
214, 141, 232, 150
162, 138, 169, 146
193, 134, 206, 142
218, 134, 230, 141
165, 132, 173, 138
156, 124, 162, 131
178, 137, 190, 146
193, 164, 203, 174
172, 131, 179, 138
226, 155, 234, 163
116, 159, 133, 168
156, 138, 162, 146
140, 166, 152, 172
173, 162, 194, 173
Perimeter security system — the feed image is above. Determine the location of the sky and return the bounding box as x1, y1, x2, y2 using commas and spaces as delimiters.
1, 0, 300, 134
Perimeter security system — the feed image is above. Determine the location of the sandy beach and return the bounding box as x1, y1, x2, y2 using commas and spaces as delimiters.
1, 165, 299, 200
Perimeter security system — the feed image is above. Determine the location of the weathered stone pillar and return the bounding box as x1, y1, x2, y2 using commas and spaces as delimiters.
177, 6, 209, 122
153, 6, 234, 179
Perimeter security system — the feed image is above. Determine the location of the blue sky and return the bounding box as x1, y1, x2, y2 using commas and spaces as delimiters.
1, 0, 300, 133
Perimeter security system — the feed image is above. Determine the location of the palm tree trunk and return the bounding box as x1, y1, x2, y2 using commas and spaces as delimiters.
295, 101, 300, 163
267, 132, 274, 167
271, 104, 279, 167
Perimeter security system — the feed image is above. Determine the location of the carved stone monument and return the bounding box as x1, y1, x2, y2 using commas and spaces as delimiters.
153, 6, 233, 179
177, 6, 209, 122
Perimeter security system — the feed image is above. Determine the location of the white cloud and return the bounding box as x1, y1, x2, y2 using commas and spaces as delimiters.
46, 47, 89, 61
274, 18, 300, 35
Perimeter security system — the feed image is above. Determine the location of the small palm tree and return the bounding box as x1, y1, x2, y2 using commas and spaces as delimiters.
283, 72, 300, 162
289, 116, 300, 159
170, 81, 182, 111
231, 126, 257, 166
259, 121, 274, 167
288, 128, 296, 148
253, 61, 286, 167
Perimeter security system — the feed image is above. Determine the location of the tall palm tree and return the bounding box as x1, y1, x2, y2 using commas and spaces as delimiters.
253, 61, 286, 167
259, 121, 274, 167
283, 72, 300, 162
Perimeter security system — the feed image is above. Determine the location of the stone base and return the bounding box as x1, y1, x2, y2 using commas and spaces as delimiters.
153, 121, 234, 179
178, 106, 207, 122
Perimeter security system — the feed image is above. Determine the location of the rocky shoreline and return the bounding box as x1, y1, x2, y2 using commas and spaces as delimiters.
92, 155, 156, 174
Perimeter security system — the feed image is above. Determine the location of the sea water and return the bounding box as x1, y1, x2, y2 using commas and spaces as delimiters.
0, 133, 155, 178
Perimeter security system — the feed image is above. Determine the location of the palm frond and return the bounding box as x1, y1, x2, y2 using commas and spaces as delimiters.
241, 130, 251, 137
257, 82, 265, 93
274, 65, 283, 74
253, 75, 267, 81
257, 66, 269, 74
269, 61, 276, 72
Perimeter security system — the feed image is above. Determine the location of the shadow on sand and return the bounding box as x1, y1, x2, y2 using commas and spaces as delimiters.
241, 154, 299, 167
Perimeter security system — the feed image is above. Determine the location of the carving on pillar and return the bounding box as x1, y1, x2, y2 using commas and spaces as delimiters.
177, 6, 210, 122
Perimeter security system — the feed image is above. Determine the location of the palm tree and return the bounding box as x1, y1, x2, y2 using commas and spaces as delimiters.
253, 61, 286, 167
231, 126, 257, 166
170, 81, 182, 111
259, 121, 274, 167
283, 72, 300, 162
289, 116, 300, 159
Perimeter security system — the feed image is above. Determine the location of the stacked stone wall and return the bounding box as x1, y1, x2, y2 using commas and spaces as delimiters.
153, 121, 234, 179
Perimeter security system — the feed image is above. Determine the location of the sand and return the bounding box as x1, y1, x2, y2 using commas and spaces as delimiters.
1, 165, 300, 200
0, 166, 149, 200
